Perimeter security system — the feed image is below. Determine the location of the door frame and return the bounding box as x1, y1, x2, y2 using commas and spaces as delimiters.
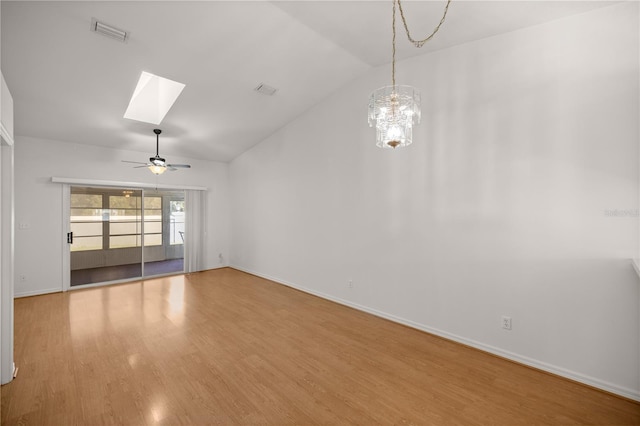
1, 137, 15, 384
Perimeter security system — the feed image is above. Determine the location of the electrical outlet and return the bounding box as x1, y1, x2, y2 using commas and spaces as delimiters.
19, 275, 26, 282
502, 316, 512, 330
348, 280, 353, 289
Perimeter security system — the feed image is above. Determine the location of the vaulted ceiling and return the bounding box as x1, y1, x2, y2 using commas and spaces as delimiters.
1, 1, 616, 162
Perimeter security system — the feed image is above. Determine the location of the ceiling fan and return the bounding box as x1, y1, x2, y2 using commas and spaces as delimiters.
123, 129, 191, 175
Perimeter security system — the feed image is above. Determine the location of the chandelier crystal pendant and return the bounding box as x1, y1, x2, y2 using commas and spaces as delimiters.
369, 0, 451, 149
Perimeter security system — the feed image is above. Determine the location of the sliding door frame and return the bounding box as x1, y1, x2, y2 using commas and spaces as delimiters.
62, 184, 70, 291
59, 178, 205, 291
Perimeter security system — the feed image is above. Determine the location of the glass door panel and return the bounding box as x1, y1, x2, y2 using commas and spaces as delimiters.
69, 187, 143, 286
68, 186, 185, 287
142, 190, 184, 277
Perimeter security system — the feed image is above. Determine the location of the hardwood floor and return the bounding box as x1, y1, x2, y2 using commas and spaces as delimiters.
2, 268, 639, 425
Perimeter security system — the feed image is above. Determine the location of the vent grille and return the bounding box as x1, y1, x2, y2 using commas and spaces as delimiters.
90, 18, 128, 43
254, 83, 277, 96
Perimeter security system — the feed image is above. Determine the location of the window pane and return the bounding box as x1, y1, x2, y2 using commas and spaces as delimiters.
170, 200, 184, 213
144, 197, 161, 209
144, 210, 161, 220
71, 222, 102, 237
109, 210, 141, 221
69, 189, 173, 252
144, 221, 162, 233
110, 222, 140, 235
110, 235, 138, 249
109, 195, 141, 210
71, 208, 103, 218
71, 193, 104, 251
170, 222, 184, 245
71, 194, 102, 208
144, 234, 162, 246
170, 202, 185, 245
71, 236, 102, 252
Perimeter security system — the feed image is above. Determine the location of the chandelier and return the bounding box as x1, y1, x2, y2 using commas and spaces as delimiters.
368, 0, 452, 149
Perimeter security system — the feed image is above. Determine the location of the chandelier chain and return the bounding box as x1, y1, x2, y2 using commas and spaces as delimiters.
397, 0, 452, 48
392, 0, 397, 87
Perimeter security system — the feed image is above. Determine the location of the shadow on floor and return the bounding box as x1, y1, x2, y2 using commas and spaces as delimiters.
71, 258, 184, 286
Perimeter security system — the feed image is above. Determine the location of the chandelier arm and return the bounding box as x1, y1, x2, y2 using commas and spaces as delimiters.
397, 0, 452, 48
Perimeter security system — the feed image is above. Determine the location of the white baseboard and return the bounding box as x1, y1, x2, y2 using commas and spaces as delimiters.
15, 287, 61, 298
231, 264, 640, 402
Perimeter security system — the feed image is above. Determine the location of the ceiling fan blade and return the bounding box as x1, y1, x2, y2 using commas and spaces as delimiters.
167, 167, 178, 171
166, 164, 191, 168
122, 160, 148, 165
133, 165, 150, 169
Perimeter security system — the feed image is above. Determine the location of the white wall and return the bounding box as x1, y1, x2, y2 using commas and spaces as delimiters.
14, 136, 230, 297
230, 3, 640, 399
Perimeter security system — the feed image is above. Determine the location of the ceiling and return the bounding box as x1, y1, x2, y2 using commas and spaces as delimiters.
1, 1, 617, 163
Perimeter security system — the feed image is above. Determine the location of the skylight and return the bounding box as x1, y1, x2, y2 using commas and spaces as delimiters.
123, 71, 185, 125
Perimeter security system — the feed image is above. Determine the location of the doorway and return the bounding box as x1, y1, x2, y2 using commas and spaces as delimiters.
68, 186, 185, 287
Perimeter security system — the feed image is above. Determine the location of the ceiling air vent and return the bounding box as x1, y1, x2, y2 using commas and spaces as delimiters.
254, 83, 277, 96
90, 18, 128, 43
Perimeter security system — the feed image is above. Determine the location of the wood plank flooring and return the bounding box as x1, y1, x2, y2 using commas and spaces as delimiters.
2, 268, 639, 425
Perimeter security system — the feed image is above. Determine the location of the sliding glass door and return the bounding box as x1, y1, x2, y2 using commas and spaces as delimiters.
142, 190, 185, 279
68, 186, 185, 287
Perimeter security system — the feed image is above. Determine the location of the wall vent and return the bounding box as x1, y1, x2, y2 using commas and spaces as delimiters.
90, 18, 128, 43
254, 83, 277, 96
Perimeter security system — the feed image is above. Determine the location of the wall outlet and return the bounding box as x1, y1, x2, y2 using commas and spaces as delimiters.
502, 316, 512, 330
348, 280, 353, 289
19, 275, 26, 282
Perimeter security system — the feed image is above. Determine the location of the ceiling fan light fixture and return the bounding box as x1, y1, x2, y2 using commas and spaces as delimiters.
122, 129, 192, 174
148, 164, 167, 175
